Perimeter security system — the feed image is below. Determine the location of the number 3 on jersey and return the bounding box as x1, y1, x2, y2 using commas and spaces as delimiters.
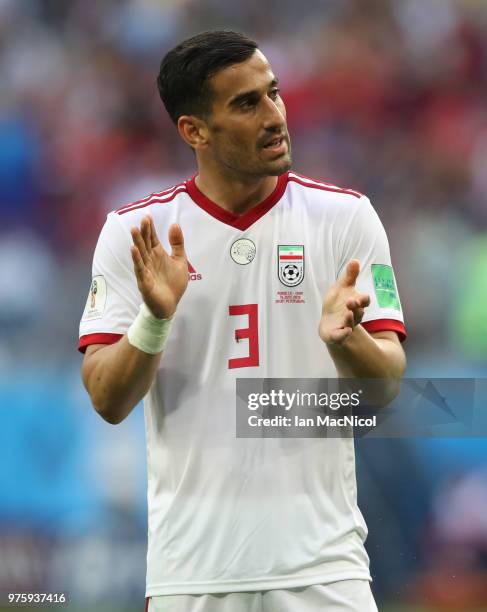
228, 304, 259, 369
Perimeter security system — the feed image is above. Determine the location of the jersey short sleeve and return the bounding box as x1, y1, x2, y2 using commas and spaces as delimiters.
78, 212, 140, 352
336, 195, 406, 341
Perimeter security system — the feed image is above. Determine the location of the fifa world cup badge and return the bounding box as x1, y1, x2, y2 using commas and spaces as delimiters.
278, 245, 304, 287
90, 279, 98, 308
81, 275, 107, 321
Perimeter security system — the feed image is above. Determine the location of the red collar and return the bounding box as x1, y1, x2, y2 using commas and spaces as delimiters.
186, 172, 289, 230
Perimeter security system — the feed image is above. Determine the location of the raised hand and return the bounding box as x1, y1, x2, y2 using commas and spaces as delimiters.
319, 259, 370, 345
130, 215, 189, 319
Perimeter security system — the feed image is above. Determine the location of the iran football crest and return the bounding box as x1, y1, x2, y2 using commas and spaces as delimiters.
278, 245, 304, 287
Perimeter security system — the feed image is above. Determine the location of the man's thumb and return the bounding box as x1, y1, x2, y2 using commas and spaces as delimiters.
168, 223, 185, 258
339, 259, 360, 287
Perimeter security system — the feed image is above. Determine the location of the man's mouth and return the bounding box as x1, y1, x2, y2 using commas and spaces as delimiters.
262, 136, 286, 151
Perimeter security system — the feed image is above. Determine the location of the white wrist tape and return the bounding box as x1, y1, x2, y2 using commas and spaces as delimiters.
127, 303, 173, 355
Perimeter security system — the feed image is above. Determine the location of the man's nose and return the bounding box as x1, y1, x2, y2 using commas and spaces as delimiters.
261, 96, 285, 130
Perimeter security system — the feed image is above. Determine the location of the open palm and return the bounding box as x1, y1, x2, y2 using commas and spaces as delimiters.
130, 215, 188, 319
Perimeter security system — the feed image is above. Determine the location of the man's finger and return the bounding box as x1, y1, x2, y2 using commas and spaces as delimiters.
339, 259, 360, 288
346, 294, 369, 311
149, 216, 161, 248
344, 309, 354, 329
131, 227, 150, 264
130, 245, 144, 276
358, 293, 370, 308
168, 223, 185, 259
141, 217, 152, 253
353, 307, 365, 325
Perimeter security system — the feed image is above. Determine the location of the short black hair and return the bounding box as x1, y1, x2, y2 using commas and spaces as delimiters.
157, 30, 258, 124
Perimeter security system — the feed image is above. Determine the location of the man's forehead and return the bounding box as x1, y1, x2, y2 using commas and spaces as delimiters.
210, 50, 276, 103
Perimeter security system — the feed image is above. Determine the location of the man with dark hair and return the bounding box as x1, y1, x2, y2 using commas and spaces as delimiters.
79, 30, 406, 611
157, 31, 258, 124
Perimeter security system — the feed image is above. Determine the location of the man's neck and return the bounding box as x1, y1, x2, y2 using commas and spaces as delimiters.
195, 168, 278, 216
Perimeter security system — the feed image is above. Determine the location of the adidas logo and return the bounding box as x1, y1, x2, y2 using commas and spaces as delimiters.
188, 262, 202, 281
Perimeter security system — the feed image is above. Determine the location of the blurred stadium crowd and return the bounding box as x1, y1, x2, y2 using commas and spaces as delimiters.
2, 0, 487, 608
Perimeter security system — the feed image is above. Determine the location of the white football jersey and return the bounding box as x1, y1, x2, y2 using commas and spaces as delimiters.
79, 171, 406, 596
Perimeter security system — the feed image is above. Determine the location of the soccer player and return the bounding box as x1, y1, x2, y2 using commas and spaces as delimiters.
79, 31, 406, 612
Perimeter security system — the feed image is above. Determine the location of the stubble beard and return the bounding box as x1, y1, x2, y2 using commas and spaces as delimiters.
226, 140, 292, 179
256, 133, 292, 177
208, 128, 292, 180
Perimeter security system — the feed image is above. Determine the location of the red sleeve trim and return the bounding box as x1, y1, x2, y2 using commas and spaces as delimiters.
117, 187, 186, 216
362, 319, 407, 342
78, 332, 123, 353
288, 174, 363, 199
115, 182, 185, 213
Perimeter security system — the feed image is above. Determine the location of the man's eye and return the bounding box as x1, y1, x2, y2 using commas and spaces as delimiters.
240, 98, 256, 108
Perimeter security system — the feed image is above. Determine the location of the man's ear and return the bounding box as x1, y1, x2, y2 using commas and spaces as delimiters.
177, 115, 209, 150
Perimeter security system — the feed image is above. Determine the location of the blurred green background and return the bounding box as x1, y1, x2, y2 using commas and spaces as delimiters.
2, 0, 487, 610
